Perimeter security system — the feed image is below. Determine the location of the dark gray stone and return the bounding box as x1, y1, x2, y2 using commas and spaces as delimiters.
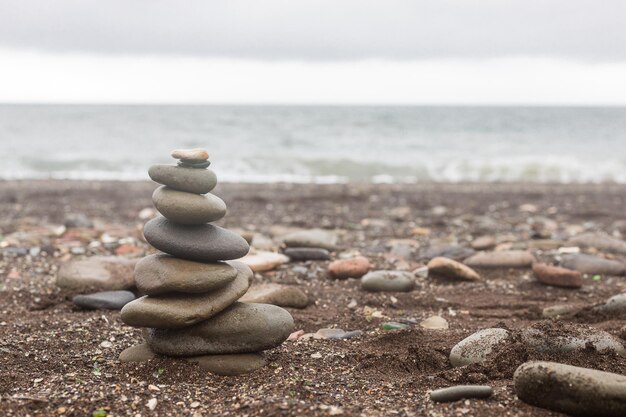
73, 290, 135, 310
177, 160, 211, 169
561, 254, 626, 276
430, 385, 493, 402
283, 247, 330, 261
148, 164, 217, 194
143, 216, 249, 262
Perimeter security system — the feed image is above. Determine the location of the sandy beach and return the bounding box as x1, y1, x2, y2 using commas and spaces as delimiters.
1, 180, 626, 416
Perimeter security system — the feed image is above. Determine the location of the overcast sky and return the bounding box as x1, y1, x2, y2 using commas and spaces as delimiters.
1, 0, 625, 104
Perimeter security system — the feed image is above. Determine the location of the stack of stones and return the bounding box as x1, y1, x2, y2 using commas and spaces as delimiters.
120, 148, 294, 375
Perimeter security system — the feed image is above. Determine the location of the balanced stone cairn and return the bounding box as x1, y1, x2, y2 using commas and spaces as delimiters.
120, 148, 294, 375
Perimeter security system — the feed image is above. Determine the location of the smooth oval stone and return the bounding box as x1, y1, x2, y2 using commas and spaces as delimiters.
171, 148, 209, 161
430, 385, 493, 403
361, 270, 415, 292
567, 232, 626, 254
427, 257, 481, 281
450, 328, 510, 367
281, 229, 339, 251
119, 343, 155, 362
463, 250, 535, 268
542, 304, 581, 318
328, 256, 371, 279
148, 165, 217, 194
177, 160, 211, 169
57, 256, 137, 291
73, 290, 135, 310
237, 251, 289, 272
283, 247, 330, 261
121, 261, 251, 328
521, 325, 626, 357
134, 253, 237, 295
532, 262, 583, 288
561, 254, 626, 276
186, 353, 267, 375
514, 361, 626, 417
143, 216, 249, 262
146, 302, 294, 356
240, 283, 308, 308
152, 186, 226, 225
595, 293, 626, 314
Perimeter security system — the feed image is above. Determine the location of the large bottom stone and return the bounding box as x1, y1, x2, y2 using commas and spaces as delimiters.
186, 353, 267, 375
145, 302, 294, 356
514, 361, 626, 417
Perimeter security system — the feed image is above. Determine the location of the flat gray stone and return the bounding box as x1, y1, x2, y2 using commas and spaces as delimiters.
57, 256, 137, 291
567, 232, 626, 254
283, 247, 330, 261
514, 361, 626, 417
143, 216, 249, 262
361, 270, 415, 292
152, 186, 226, 225
430, 385, 493, 403
148, 164, 217, 194
146, 302, 294, 356
450, 328, 510, 367
561, 254, 626, 276
521, 325, 626, 358
73, 290, 135, 310
463, 250, 535, 268
186, 353, 267, 375
240, 283, 308, 308
119, 343, 156, 362
281, 229, 338, 251
134, 253, 237, 295
121, 261, 251, 328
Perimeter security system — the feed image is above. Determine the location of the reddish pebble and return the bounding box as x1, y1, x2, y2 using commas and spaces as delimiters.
288, 330, 305, 341
115, 244, 143, 256
532, 262, 583, 288
328, 256, 371, 279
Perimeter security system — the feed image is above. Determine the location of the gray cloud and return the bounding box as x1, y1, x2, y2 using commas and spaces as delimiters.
0, 0, 624, 61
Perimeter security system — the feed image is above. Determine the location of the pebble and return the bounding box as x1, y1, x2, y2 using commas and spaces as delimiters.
186, 353, 267, 376
514, 361, 626, 417
420, 315, 449, 330
143, 216, 250, 262
542, 304, 581, 318
119, 343, 156, 362
463, 250, 535, 268
134, 254, 237, 295
521, 325, 626, 357
328, 256, 371, 279
532, 262, 583, 288
449, 328, 510, 367
57, 256, 137, 291
471, 236, 496, 250
240, 283, 309, 308
237, 251, 289, 272
430, 385, 493, 403
361, 270, 415, 292
421, 245, 476, 262
594, 293, 626, 314
283, 247, 330, 261
146, 302, 294, 356
73, 290, 135, 310
152, 186, 226, 225
121, 261, 251, 328
427, 257, 480, 281
177, 160, 211, 169
567, 231, 626, 254
312, 328, 362, 340
281, 229, 338, 251
171, 148, 209, 161
64, 213, 93, 229
561, 254, 626, 276
148, 165, 217, 194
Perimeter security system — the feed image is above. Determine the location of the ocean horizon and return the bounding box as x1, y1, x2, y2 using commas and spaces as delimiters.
1, 104, 625, 184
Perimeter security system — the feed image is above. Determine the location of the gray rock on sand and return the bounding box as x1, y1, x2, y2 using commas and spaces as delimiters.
152, 186, 226, 225
145, 302, 295, 356
514, 361, 626, 417
121, 261, 251, 328
427, 257, 481, 281
567, 231, 626, 254
521, 325, 626, 358
73, 290, 135, 310
449, 328, 510, 367
594, 293, 626, 314
148, 164, 217, 194
186, 353, 267, 376
463, 250, 535, 268
119, 343, 156, 362
542, 304, 581, 318
143, 216, 250, 263
134, 254, 237, 295
281, 229, 338, 251
430, 385, 493, 403
361, 270, 415, 292
240, 283, 309, 309
561, 254, 626, 276
283, 247, 330, 261
57, 256, 137, 291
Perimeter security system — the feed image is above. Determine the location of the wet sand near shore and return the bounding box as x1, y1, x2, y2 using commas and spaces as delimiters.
1, 180, 626, 416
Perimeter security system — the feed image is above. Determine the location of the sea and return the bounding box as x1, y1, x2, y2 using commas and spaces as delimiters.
0, 105, 625, 183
